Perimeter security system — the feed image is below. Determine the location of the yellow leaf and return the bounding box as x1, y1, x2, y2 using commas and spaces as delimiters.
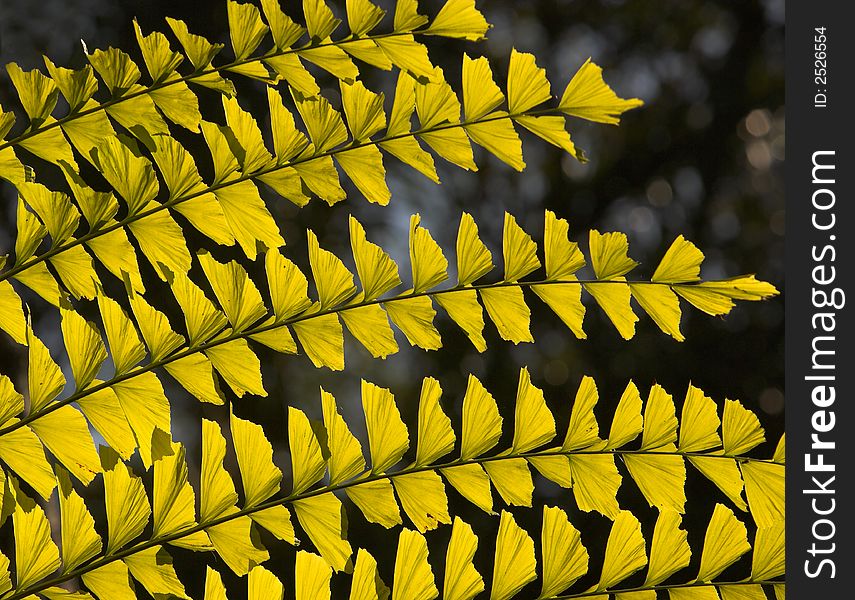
124, 545, 189, 599
294, 155, 347, 205
18, 119, 77, 167
164, 354, 226, 405
428, 0, 490, 41
393, 471, 451, 532
12, 480, 61, 589
679, 384, 722, 452
689, 454, 747, 511
348, 219, 400, 301
490, 510, 536, 600
112, 372, 171, 467
414, 377, 454, 466
346, 478, 402, 528
0, 424, 55, 499
362, 380, 409, 473
462, 54, 503, 120
336, 145, 391, 205
392, 529, 438, 600
384, 295, 442, 350
27, 326, 66, 412
0, 375, 23, 427
295, 93, 349, 152
511, 367, 555, 452
293, 310, 345, 370
652, 236, 705, 283
168, 268, 228, 345
435, 289, 487, 351
199, 253, 267, 332
6, 62, 58, 123
598, 511, 648, 590
606, 381, 643, 449
265, 249, 312, 321
484, 457, 533, 507
409, 214, 448, 292
320, 387, 366, 485
540, 505, 589, 597
624, 450, 686, 512
751, 520, 785, 581
260, 0, 305, 50
465, 116, 525, 171
250, 505, 296, 543
527, 455, 571, 488
150, 77, 202, 131
567, 454, 621, 518
480, 286, 533, 343
340, 304, 398, 358
740, 461, 784, 528
296, 551, 333, 600
443, 517, 484, 600
127, 203, 192, 278
101, 447, 151, 553
350, 549, 390, 600
515, 115, 578, 157
293, 493, 353, 572
309, 230, 357, 309
152, 438, 198, 538
722, 399, 765, 455
214, 177, 285, 260
300, 42, 359, 81
459, 374, 501, 459
207, 511, 269, 575
532, 283, 586, 339
82, 561, 136, 600
289, 407, 326, 493
507, 49, 551, 114
14, 262, 62, 307
227, 0, 269, 59
60, 305, 107, 391
223, 95, 272, 173
375, 35, 434, 79
31, 406, 101, 485
50, 245, 99, 300
230, 410, 281, 506
640, 384, 678, 450
97, 294, 145, 375
77, 386, 137, 460
305, 0, 341, 40
266, 86, 310, 161
697, 504, 750, 582
204, 567, 227, 600
347, 0, 385, 36
630, 283, 684, 341
94, 137, 159, 216
440, 464, 493, 514
645, 510, 692, 585
585, 280, 637, 339
249, 565, 284, 600
502, 213, 540, 281
420, 127, 477, 171
559, 59, 643, 124
341, 80, 386, 141
128, 291, 184, 361
201, 419, 238, 521
380, 136, 439, 182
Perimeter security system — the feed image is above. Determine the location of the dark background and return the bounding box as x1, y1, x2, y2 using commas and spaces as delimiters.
0, 0, 784, 597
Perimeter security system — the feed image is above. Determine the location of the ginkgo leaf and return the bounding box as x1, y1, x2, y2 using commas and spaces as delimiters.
415, 377, 455, 466
598, 511, 648, 590
696, 504, 751, 582
722, 399, 765, 455
101, 446, 151, 554
409, 214, 448, 292
511, 367, 555, 452
392, 529, 438, 600
349, 549, 389, 600
606, 381, 643, 449
559, 58, 643, 124
363, 380, 409, 473
12, 480, 62, 589
443, 517, 484, 600
460, 374, 502, 460
491, 510, 536, 600
645, 510, 692, 585
289, 407, 326, 494
230, 410, 281, 506
679, 385, 722, 453
293, 493, 353, 572
428, 0, 490, 41
540, 505, 589, 598
321, 388, 366, 484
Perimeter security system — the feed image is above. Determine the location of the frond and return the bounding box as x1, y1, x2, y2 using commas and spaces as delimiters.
0, 369, 783, 598
0, 211, 777, 461
0, 1, 641, 308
